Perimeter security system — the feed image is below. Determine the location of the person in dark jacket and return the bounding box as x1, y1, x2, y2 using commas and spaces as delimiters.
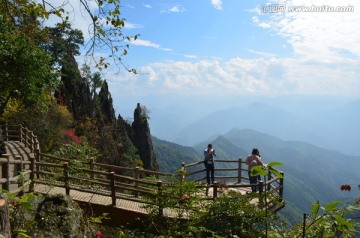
204, 144, 216, 184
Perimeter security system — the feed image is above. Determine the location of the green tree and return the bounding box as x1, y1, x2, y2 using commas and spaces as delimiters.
1, 0, 137, 117
53, 142, 99, 176
41, 0, 139, 71
0, 17, 58, 116
45, 21, 84, 72
81, 64, 104, 99
270, 201, 360, 238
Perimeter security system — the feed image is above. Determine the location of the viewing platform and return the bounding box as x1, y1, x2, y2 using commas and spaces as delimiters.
0, 124, 285, 224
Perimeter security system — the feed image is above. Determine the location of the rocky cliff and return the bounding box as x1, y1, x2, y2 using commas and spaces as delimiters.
55, 55, 158, 171
11, 194, 93, 238
55, 54, 94, 121
132, 103, 158, 171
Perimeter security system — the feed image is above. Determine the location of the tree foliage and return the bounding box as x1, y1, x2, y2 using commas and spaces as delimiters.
53, 142, 99, 176
0, 13, 58, 116
45, 20, 84, 71
1, 0, 137, 118
41, 0, 139, 72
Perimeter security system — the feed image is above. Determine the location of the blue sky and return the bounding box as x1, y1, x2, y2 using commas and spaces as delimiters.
120, 0, 287, 66
59, 0, 360, 118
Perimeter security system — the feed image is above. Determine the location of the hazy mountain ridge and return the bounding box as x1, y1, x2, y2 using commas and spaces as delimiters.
152, 136, 202, 173
222, 128, 360, 203
149, 98, 360, 156
153, 128, 360, 225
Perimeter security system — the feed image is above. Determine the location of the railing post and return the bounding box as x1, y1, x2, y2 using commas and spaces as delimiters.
213, 182, 218, 199
35, 148, 40, 179
90, 158, 95, 180
15, 156, 22, 178
238, 158, 242, 183
1, 154, 10, 191
157, 181, 163, 217
134, 167, 140, 197
29, 156, 35, 192
64, 162, 70, 195
110, 172, 116, 206
258, 181, 264, 208
32, 136, 38, 153
4, 124, 8, 141
24, 128, 28, 147
302, 213, 307, 238
19, 125, 23, 143
279, 171, 284, 200
15, 156, 24, 195
29, 133, 35, 152
267, 166, 272, 191
180, 162, 186, 182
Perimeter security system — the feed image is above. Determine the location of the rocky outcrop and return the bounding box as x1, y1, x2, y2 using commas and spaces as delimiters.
12, 194, 93, 238
131, 103, 158, 171
98, 81, 116, 127
54, 54, 158, 171
55, 54, 94, 121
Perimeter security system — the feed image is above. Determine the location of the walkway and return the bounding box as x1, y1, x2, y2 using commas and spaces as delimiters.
4, 140, 32, 161
1, 124, 284, 225
2, 140, 168, 220
2, 141, 251, 221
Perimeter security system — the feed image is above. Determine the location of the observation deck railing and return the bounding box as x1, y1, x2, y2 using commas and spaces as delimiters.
0, 124, 285, 214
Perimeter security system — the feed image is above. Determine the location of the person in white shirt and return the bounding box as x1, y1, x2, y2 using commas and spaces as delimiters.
246, 148, 264, 192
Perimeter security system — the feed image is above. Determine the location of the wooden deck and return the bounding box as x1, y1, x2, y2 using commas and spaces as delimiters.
0, 124, 285, 228
4, 140, 33, 160
34, 184, 149, 213
1, 139, 282, 225
2, 141, 185, 220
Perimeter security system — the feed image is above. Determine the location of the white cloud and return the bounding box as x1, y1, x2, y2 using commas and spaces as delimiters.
184, 54, 198, 59
143, 3, 152, 9
247, 50, 277, 58
138, 66, 158, 81
161, 5, 186, 13
130, 39, 172, 52
109, 56, 360, 97
255, 0, 360, 62
130, 39, 160, 48
124, 22, 143, 29
258, 22, 271, 29
211, 0, 223, 10
45, 0, 360, 99
252, 16, 272, 29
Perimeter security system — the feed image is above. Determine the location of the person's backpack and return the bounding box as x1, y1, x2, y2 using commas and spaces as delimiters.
204, 148, 215, 168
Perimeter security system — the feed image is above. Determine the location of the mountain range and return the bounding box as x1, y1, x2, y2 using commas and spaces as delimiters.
148, 97, 360, 156
153, 128, 360, 225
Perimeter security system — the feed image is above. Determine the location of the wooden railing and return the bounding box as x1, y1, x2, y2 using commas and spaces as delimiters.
0, 124, 38, 195
29, 156, 175, 206
181, 159, 284, 211
181, 159, 246, 183
0, 124, 285, 213
1, 124, 40, 153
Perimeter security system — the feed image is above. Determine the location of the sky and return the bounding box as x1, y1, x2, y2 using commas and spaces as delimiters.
54, 0, 360, 119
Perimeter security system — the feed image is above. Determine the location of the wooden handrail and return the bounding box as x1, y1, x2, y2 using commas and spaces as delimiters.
1, 124, 285, 212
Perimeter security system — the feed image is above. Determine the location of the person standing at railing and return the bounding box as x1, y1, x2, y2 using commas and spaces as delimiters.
204, 144, 217, 184
246, 148, 264, 192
